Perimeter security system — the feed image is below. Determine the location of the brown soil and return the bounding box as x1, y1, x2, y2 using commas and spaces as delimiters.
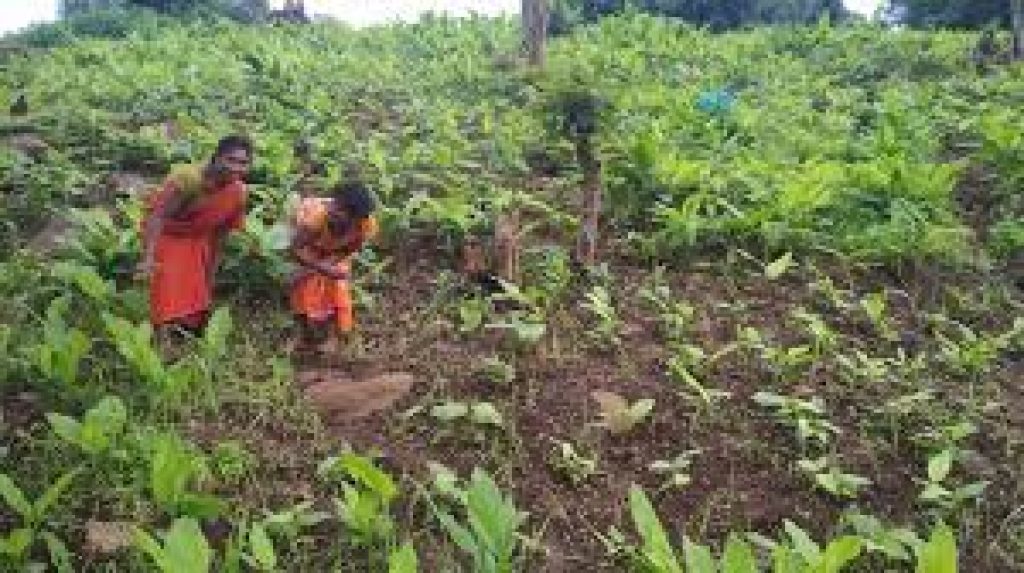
273, 252, 1024, 571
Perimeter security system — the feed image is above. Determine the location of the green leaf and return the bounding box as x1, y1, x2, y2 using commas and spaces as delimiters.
431, 401, 469, 422
784, 520, 821, 563
33, 468, 80, 523
927, 450, 953, 483
773, 545, 802, 573
0, 528, 33, 558
150, 435, 194, 511
436, 510, 478, 557
42, 531, 74, 573
470, 402, 504, 427
916, 524, 957, 573
920, 483, 950, 502
765, 252, 795, 280
722, 534, 757, 573
46, 413, 83, 446
80, 396, 127, 454
954, 481, 989, 500
248, 523, 277, 571
628, 485, 682, 573
177, 493, 227, 520
388, 542, 418, 573
818, 536, 863, 573
163, 518, 212, 573
134, 527, 169, 571
682, 537, 716, 573
202, 307, 233, 361
339, 452, 399, 502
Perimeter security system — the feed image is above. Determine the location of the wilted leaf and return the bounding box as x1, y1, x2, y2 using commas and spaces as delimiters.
920, 483, 950, 502
470, 402, 503, 427
431, 401, 469, 422
927, 450, 953, 483
765, 252, 795, 280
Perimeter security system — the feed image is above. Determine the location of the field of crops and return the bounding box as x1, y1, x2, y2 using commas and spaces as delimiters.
1, 12, 1023, 572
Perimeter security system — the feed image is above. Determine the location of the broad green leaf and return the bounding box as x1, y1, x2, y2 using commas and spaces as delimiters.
177, 493, 227, 519
340, 452, 399, 502
427, 462, 463, 501
163, 518, 212, 573
248, 523, 277, 571
52, 261, 111, 302
916, 524, 956, 573
431, 401, 469, 422
388, 542, 418, 573
927, 450, 953, 483
682, 537, 716, 573
818, 536, 863, 573
151, 436, 193, 510
628, 485, 682, 573
773, 545, 802, 573
436, 510, 478, 557
42, 532, 74, 573
721, 534, 757, 573
202, 307, 233, 361
470, 402, 504, 427
46, 413, 83, 446
134, 527, 169, 571
222, 530, 244, 573
784, 520, 820, 563
80, 396, 127, 453
34, 469, 80, 522
0, 528, 33, 558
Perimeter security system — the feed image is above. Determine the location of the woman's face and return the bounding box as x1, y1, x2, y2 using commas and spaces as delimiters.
327, 206, 352, 234
211, 148, 252, 184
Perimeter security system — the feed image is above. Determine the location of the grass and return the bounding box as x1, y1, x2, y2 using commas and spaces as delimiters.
1, 9, 1023, 572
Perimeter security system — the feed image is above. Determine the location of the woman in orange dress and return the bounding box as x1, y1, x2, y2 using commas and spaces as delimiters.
140, 135, 252, 335
289, 180, 377, 353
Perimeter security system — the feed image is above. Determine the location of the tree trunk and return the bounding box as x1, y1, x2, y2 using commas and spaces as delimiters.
574, 141, 602, 268
1013, 0, 1024, 59
522, 0, 549, 67
494, 210, 521, 283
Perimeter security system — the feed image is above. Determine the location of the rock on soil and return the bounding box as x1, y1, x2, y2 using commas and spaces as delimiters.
84, 520, 134, 556
300, 370, 414, 422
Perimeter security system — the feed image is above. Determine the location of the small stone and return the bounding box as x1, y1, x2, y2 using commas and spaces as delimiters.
303, 372, 414, 422
85, 521, 134, 555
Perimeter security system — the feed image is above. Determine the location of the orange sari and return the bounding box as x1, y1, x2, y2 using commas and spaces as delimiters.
142, 178, 247, 327
290, 198, 377, 331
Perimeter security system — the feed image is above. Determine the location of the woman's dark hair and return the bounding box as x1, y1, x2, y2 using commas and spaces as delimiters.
332, 180, 375, 219
213, 134, 253, 160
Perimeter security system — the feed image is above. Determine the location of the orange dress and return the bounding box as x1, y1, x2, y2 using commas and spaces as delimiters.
142, 177, 247, 327
290, 198, 377, 331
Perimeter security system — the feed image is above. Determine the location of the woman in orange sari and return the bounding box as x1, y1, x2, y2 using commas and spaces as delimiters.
140, 135, 252, 335
289, 180, 377, 353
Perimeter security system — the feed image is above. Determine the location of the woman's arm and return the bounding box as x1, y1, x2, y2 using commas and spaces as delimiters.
289, 228, 349, 281
139, 182, 186, 276
160, 184, 246, 237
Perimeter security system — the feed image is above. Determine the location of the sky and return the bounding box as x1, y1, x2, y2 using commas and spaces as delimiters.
0, 0, 884, 35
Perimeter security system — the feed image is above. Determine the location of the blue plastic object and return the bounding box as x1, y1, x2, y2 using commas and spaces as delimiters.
696, 89, 735, 115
